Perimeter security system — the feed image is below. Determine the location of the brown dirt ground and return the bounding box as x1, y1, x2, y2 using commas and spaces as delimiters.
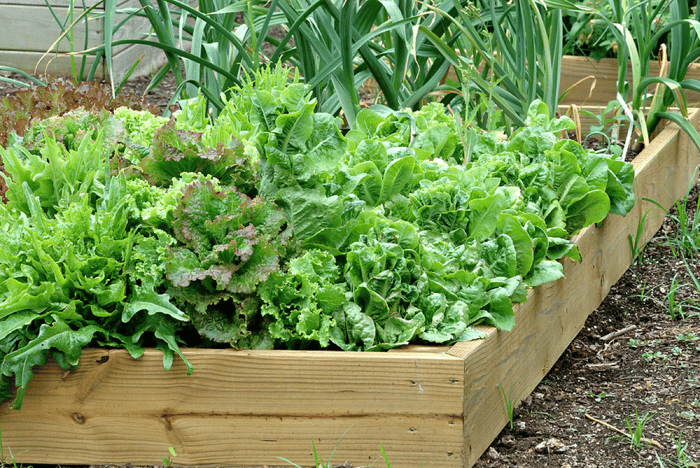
0, 73, 699, 468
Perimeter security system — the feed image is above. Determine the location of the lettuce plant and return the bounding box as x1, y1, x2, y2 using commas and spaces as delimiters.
163, 180, 291, 349
259, 250, 346, 349
0, 76, 637, 406
0, 136, 190, 410
139, 120, 258, 195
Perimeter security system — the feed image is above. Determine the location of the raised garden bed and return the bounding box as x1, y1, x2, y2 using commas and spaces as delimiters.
0, 0, 163, 81
1, 105, 697, 467
558, 55, 700, 107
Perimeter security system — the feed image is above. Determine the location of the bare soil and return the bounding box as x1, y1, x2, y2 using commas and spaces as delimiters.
0, 73, 698, 468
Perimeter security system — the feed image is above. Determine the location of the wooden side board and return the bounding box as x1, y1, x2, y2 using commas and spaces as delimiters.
0, 0, 164, 81
1, 109, 698, 468
0, 4, 147, 53
559, 56, 700, 107
1, 349, 466, 467
0, 44, 165, 83
4, 0, 132, 7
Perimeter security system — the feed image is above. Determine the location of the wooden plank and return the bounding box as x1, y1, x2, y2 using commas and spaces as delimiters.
454, 107, 700, 467
4, 0, 132, 7
111, 41, 166, 80
559, 56, 700, 106
388, 344, 452, 354
0, 42, 163, 81
3, 416, 462, 467
0, 4, 101, 53
0, 0, 162, 80
0, 4, 151, 53
0, 50, 101, 76
1, 348, 466, 467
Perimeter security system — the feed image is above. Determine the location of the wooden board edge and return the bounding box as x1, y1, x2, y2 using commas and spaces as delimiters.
5, 0, 138, 8
0, 42, 166, 82
3, 346, 466, 467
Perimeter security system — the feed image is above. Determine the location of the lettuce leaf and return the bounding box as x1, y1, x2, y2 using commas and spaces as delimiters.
139, 120, 258, 195
163, 180, 290, 347
0, 156, 191, 408
259, 250, 346, 348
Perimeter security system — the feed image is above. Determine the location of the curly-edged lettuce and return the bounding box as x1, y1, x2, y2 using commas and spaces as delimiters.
163, 180, 290, 348
114, 107, 169, 146
1, 134, 107, 218
139, 120, 258, 195
112, 107, 169, 163
0, 173, 189, 410
258, 250, 346, 348
410, 179, 471, 234
18, 108, 121, 155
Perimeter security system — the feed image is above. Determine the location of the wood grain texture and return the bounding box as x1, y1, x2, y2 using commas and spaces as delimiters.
0, 50, 101, 76
0, 0, 163, 80
453, 108, 700, 466
0, 4, 150, 52
1, 348, 465, 467
0, 43, 164, 81
559, 56, 700, 106
2, 0, 132, 8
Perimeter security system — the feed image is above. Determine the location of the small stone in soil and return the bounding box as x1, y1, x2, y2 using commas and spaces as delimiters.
487, 447, 500, 460
535, 438, 568, 454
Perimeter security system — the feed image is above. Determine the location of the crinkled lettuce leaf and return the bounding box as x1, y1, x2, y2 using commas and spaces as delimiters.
259, 250, 346, 348
163, 179, 290, 347
139, 120, 258, 195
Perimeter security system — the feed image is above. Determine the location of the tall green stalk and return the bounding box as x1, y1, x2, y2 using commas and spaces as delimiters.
423, 0, 575, 129
75, 0, 468, 124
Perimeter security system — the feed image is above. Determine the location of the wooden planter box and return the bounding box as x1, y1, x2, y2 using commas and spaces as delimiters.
1, 107, 697, 467
443, 55, 700, 108
0, 0, 163, 81
559, 55, 700, 107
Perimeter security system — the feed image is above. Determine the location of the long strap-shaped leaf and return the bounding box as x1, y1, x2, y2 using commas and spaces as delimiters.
320, 0, 398, 110
305, 16, 419, 90
427, 2, 527, 105
656, 111, 700, 152
150, 0, 255, 70
272, 0, 330, 106
35, 1, 103, 76
340, 0, 360, 125
82, 39, 240, 86
102, 0, 116, 93
0, 67, 47, 87
417, 24, 527, 127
